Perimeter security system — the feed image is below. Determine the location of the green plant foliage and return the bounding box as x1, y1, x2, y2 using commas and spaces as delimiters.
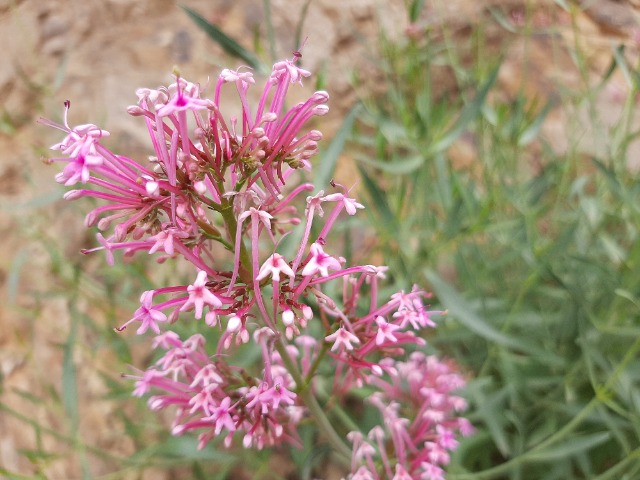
350, 9, 640, 479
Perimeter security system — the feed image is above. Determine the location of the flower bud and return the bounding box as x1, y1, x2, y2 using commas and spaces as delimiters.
205, 311, 218, 327
251, 127, 265, 137
312, 90, 329, 103
282, 309, 295, 326
84, 211, 98, 227
227, 315, 241, 333
127, 105, 145, 116
312, 105, 329, 116
307, 130, 323, 141
63, 190, 82, 200
260, 112, 278, 124
97, 217, 111, 230
145, 180, 160, 197
194, 180, 207, 195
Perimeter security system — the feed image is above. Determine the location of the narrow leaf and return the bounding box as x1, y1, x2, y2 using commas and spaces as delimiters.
518, 98, 555, 147
424, 269, 564, 363
62, 307, 79, 431
354, 152, 425, 174
358, 165, 398, 234
180, 6, 266, 73
428, 63, 500, 155
528, 432, 611, 461
409, 0, 426, 23
314, 103, 362, 190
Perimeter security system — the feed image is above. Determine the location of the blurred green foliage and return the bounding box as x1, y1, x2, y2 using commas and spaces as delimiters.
350, 5, 640, 479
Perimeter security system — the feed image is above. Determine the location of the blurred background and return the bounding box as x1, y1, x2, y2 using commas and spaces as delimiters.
1, 0, 640, 478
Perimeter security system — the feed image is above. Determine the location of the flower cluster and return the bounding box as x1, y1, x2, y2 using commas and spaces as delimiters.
42, 54, 471, 479
346, 352, 474, 480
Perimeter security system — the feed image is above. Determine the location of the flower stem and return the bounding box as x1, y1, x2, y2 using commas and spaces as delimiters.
274, 337, 351, 464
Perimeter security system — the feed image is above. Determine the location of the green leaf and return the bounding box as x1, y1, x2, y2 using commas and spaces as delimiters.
314, 103, 362, 190
62, 307, 79, 431
354, 152, 425, 174
424, 269, 564, 363
180, 6, 266, 74
428, 63, 500, 155
357, 165, 398, 235
611, 45, 633, 89
528, 432, 611, 461
488, 6, 519, 34
409, 0, 425, 23
518, 98, 555, 147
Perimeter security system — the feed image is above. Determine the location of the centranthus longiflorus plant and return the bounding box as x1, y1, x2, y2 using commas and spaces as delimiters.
40, 53, 472, 479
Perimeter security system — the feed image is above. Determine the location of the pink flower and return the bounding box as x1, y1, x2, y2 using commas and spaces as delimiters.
181, 270, 223, 319
190, 364, 223, 388
375, 316, 401, 345
203, 396, 237, 435
270, 59, 311, 85
325, 327, 360, 352
261, 376, 296, 411
255, 253, 295, 282
301, 242, 342, 277
156, 77, 210, 117
127, 290, 168, 334
393, 464, 413, 480
148, 227, 189, 256
321, 192, 364, 215
349, 466, 376, 480
56, 147, 104, 185
44, 56, 473, 467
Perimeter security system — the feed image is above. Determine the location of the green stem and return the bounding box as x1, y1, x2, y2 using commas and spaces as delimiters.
302, 342, 329, 386
273, 337, 352, 464
219, 197, 253, 284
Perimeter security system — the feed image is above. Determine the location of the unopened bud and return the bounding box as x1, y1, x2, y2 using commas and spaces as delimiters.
308, 130, 323, 141
227, 315, 241, 333
205, 311, 218, 327
97, 217, 111, 230
251, 127, 265, 137
312, 90, 329, 103
260, 112, 278, 123
282, 309, 295, 326
84, 211, 98, 227
194, 180, 207, 195
63, 190, 82, 200
145, 181, 160, 196
127, 105, 145, 116
312, 105, 329, 116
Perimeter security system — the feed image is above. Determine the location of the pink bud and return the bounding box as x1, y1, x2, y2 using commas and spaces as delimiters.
97, 217, 111, 230
260, 112, 278, 123
194, 181, 207, 195
127, 105, 145, 116
312, 105, 329, 116
282, 309, 295, 326
205, 311, 218, 327
63, 190, 82, 200
312, 90, 329, 103
308, 130, 323, 141
227, 315, 241, 333
85, 213, 100, 229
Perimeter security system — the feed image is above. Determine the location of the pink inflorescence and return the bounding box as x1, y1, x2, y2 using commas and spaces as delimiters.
42, 54, 471, 479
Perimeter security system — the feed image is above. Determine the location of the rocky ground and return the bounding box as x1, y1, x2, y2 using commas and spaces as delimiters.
1, 0, 639, 478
